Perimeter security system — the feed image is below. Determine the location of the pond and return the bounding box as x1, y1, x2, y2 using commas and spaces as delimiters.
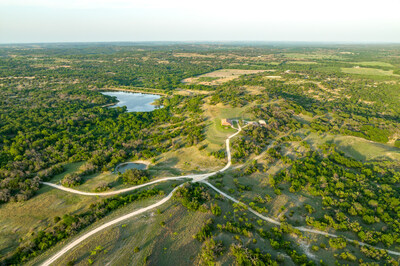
115, 162, 148, 174
101, 91, 162, 112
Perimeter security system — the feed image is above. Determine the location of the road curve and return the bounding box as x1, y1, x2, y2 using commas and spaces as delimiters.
39, 125, 243, 265
41, 185, 182, 266
41, 176, 191, 196
41, 125, 243, 196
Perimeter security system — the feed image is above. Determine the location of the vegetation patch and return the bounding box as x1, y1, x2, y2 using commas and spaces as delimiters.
342, 67, 398, 76
120, 169, 149, 185
349, 61, 394, 68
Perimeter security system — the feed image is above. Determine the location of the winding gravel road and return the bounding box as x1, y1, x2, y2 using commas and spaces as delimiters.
40, 125, 243, 265
40, 124, 244, 196
41, 124, 400, 265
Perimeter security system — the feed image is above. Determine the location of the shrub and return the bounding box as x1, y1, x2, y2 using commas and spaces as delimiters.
94, 182, 110, 192
194, 219, 214, 242
173, 183, 211, 211
395, 139, 400, 148
121, 169, 149, 185
61, 173, 82, 187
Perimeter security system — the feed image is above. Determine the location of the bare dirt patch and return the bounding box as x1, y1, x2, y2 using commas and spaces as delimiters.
174, 89, 213, 96
264, 75, 282, 79
182, 69, 272, 85
173, 53, 216, 58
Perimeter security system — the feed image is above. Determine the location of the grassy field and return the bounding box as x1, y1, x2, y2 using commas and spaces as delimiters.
202, 102, 251, 152
0, 181, 101, 258
349, 61, 394, 68
28, 181, 187, 265
286, 61, 317, 65
303, 132, 400, 161
75, 171, 122, 192
341, 67, 398, 76
50, 162, 85, 183
30, 183, 208, 266
283, 53, 343, 60
153, 145, 225, 174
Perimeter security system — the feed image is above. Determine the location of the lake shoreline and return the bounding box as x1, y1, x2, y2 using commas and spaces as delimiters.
98, 87, 168, 96
115, 161, 150, 173
101, 91, 162, 112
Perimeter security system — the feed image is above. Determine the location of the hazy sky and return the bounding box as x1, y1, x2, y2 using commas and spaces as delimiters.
1, 0, 400, 43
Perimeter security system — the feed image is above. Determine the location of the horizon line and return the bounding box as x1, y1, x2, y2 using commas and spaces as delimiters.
1, 40, 400, 46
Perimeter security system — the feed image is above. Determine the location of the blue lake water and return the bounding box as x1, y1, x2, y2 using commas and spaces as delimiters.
101, 91, 162, 112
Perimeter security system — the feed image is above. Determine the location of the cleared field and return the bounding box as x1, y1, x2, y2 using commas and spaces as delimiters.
342, 67, 398, 76
50, 162, 84, 182
202, 102, 252, 151
174, 88, 212, 96
26, 181, 185, 265
263, 75, 282, 80
75, 171, 119, 192
173, 52, 215, 58
286, 61, 317, 65
304, 132, 400, 161
350, 61, 394, 68
154, 145, 224, 174
30, 192, 209, 266
283, 53, 343, 60
182, 69, 271, 85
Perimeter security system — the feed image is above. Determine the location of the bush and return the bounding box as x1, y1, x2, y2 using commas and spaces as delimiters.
329, 237, 347, 249
121, 169, 149, 185
211, 203, 222, 216
230, 244, 278, 265
199, 238, 224, 265
395, 139, 400, 148
173, 183, 211, 211
61, 173, 82, 187
194, 219, 214, 242
94, 182, 110, 192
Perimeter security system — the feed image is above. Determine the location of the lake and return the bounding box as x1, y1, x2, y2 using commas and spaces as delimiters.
101, 91, 162, 112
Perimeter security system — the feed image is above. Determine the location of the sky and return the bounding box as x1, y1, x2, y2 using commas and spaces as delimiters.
1, 0, 400, 44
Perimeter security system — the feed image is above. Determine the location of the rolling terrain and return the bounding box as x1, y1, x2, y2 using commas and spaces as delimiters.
1, 43, 400, 265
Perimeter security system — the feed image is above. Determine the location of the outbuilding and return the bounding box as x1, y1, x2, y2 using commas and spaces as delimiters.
221, 119, 232, 127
